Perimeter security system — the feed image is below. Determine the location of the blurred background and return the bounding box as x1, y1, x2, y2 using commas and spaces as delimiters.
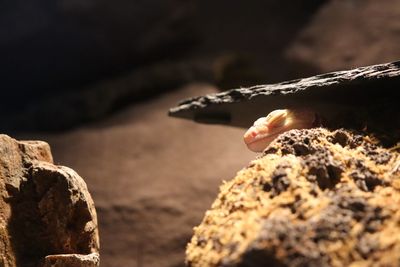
2, 0, 400, 266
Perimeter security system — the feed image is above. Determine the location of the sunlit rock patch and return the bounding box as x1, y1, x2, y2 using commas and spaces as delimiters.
186, 128, 400, 267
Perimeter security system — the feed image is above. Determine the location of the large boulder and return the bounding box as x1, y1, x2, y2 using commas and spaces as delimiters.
0, 134, 99, 267
186, 128, 400, 266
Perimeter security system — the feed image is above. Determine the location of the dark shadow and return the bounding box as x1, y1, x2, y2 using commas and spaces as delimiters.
6, 169, 51, 267
0, 1, 327, 133
238, 249, 286, 267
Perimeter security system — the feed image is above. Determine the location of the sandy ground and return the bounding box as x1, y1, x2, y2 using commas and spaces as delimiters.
17, 84, 255, 267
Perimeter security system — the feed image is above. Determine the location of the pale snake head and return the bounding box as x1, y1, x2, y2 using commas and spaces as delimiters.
244, 109, 317, 152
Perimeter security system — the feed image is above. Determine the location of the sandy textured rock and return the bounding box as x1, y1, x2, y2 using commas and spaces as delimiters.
186, 128, 400, 266
0, 134, 99, 267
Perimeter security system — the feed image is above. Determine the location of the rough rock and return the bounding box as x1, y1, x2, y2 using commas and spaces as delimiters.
0, 134, 99, 267
169, 61, 400, 129
170, 62, 400, 148
186, 128, 400, 266
286, 0, 400, 75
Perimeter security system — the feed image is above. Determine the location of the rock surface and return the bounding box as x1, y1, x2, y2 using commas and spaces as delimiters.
0, 135, 99, 267
186, 128, 400, 266
169, 61, 400, 129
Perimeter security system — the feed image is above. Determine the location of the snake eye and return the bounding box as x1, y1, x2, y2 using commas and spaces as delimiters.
266, 109, 288, 128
